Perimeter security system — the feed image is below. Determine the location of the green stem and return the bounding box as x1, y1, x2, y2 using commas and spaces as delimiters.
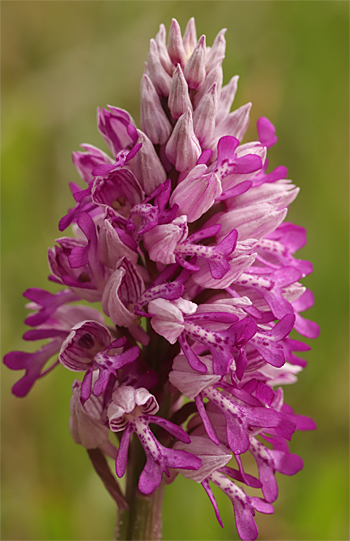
115, 436, 165, 540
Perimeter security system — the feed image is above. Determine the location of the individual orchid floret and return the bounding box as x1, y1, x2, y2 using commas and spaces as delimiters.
155, 24, 173, 75
248, 315, 296, 369
170, 353, 295, 454
4, 338, 63, 398
174, 436, 232, 483
165, 107, 201, 172
214, 135, 263, 183
72, 144, 114, 185
168, 64, 193, 120
101, 257, 145, 328
169, 165, 222, 222
59, 320, 139, 401
213, 102, 251, 145
144, 216, 239, 282
173, 435, 271, 540
167, 19, 187, 67
126, 179, 177, 238
140, 74, 172, 144
249, 436, 303, 503
97, 218, 138, 269
97, 106, 136, 157
235, 268, 302, 320
183, 34, 206, 89
255, 223, 313, 278
156, 301, 255, 375
22, 287, 79, 327
216, 75, 239, 123
130, 129, 167, 194
91, 167, 143, 218
69, 379, 117, 458
101, 256, 185, 345
193, 64, 223, 108
205, 28, 227, 73
107, 385, 202, 494
182, 17, 197, 60
4, 303, 105, 397
292, 289, 320, 339
191, 238, 257, 290
147, 39, 172, 97
205, 470, 274, 541
193, 83, 218, 148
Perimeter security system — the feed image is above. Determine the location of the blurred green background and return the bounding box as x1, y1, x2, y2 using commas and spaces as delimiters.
1, 1, 348, 540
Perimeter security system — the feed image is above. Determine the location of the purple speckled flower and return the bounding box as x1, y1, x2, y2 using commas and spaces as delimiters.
4, 17, 318, 541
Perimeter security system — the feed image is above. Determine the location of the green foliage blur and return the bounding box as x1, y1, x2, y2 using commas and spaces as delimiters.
1, 2, 348, 540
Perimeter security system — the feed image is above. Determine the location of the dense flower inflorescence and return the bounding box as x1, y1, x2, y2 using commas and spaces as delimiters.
4, 18, 319, 541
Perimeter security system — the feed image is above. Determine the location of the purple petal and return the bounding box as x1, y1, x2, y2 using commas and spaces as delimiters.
195, 395, 220, 445
257, 116, 278, 149
234, 154, 262, 175
116, 424, 134, 478
202, 479, 223, 527
233, 500, 259, 541
146, 415, 191, 444
138, 454, 162, 495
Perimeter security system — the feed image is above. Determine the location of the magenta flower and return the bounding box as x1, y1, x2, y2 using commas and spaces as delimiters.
4, 17, 318, 541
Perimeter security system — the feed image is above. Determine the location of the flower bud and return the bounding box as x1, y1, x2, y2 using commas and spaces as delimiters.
69, 380, 110, 449
168, 64, 192, 120
216, 75, 239, 124
97, 220, 138, 268
167, 19, 187, 67
193, 64, 223, 108
148, 39, 172, 97
213, 102, 252, 144
131, 129, 167, 194
140, 74, 172, 144
170, 167, 221, 222
193, 83, 218, 148
184, 35, 206, 90
205, 28, 227, 73
155, 24, 173, 75
183, 17, 197, 59
165, 108, 201, 172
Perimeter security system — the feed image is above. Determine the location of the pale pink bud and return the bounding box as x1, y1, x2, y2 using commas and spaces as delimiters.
143, 216, 187, 265
69, 380, 111, 449
213, 102, 252, 144
148, 39, 172, 97
193, 83, 218, 148
193, 64, 223, 108
216, 75, 239, 124
167, 19, 186, 67
184, 35, 206, 90
168, 64, 192, 120
165, 108, 201, 172
140, 74, 172, 144
155, 24, 173, 75
132, 129, 167, 194
148, 298, 185, 344
205, 28, 227, 73
170, 166, 222, 222
183, 17, 197, 59
97, 220, 138, 268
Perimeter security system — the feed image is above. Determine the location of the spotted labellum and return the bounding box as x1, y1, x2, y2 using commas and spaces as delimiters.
4, 18, 318, 541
